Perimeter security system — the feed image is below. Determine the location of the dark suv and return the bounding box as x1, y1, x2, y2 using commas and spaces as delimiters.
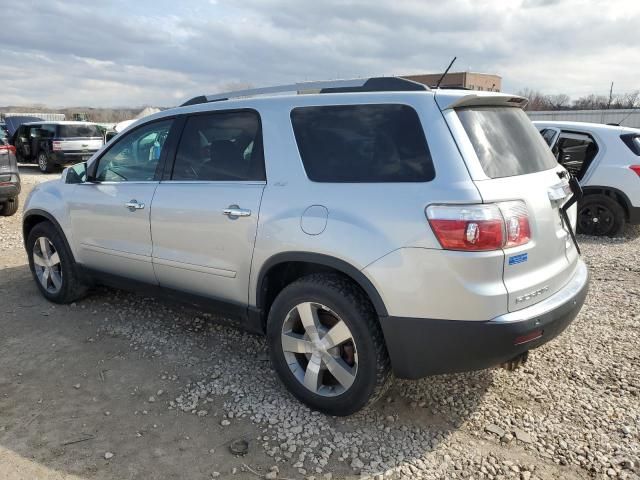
12, 122, 104, 173
0, 136, 20, 216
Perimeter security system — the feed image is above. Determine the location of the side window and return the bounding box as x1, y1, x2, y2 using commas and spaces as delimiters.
290, 104, 434, 182
40, 124, 56, 138
29, 126, 41, 138
95, 119, 172, 182
556, 131, 599, 179
539, 128, 557, 147
171, 110, 264, 181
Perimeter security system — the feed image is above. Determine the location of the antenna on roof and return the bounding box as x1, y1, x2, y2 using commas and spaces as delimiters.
435, 56, 457, 90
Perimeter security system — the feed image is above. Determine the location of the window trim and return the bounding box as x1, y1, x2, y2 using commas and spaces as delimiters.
163, 108, 266, 183
88, 117, 178, 183
539, 127, 560, 147
289, 103, 435, 184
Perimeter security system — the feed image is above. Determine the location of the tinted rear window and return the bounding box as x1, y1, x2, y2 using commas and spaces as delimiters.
290, 104, 434, 182
457, 107, 558, 178
57, 124, 103, 138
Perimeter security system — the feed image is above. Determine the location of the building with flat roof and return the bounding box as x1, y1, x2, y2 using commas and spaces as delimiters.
402, 72, 502, 92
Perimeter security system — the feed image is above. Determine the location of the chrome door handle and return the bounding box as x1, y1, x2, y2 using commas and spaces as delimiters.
125, 200, 145, 211
223, 205, 251, 218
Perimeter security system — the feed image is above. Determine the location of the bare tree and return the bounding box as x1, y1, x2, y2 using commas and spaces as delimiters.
547, 94, 571, 109
517, 88, 552, 111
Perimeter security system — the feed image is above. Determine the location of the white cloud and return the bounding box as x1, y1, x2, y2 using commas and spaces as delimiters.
0, 0, 638, 107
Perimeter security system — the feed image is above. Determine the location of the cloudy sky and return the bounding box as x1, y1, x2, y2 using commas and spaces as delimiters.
0, 0, 638, 107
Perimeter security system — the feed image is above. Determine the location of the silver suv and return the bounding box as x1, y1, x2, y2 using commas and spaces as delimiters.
22, 77, 589, 415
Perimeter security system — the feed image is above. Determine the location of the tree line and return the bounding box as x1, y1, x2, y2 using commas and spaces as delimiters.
0, 106, 156, 123
518, 89, 640, 111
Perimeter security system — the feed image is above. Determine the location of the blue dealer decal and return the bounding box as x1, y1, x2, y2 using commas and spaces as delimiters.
509, 253, 528, 265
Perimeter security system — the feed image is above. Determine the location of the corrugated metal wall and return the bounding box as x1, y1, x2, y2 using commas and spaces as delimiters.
3, 112, 66, 121
527, 109, 640, 128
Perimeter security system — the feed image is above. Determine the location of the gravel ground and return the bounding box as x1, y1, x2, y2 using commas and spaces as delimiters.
0, 169, 638, 480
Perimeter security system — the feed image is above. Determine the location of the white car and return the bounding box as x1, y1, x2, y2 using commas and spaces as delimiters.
534, 121, 640, 236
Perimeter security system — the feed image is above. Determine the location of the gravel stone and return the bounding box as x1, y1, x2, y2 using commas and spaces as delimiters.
6, 175, 633, 480
485, 424, 506, 437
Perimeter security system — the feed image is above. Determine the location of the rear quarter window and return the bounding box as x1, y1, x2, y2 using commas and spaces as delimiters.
457, 107, 558, 179
621, 133, 640, 156
290, 104, 434, 182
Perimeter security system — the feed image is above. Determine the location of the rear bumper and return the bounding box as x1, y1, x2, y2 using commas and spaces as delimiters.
380, 259, 589, 379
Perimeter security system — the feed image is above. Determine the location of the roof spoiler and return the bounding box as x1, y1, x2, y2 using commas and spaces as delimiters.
435, 92, 528, 111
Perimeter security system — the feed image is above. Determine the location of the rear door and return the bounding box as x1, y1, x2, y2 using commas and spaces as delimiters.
150, 109, 266, 306
449, 105, 578, 312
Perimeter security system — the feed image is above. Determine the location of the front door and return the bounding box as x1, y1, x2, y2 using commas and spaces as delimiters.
150, 110, 266, 306
68, 119, 174, 283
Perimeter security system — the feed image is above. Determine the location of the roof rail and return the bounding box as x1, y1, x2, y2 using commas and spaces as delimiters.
181, 76, 428, 107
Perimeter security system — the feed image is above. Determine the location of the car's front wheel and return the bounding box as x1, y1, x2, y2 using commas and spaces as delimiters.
267, 273, 391, 416
37, 152, 54, 173
27, 221, 87, 303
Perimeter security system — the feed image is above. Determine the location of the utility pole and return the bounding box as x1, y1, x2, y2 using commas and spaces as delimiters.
607, 82, 614, 109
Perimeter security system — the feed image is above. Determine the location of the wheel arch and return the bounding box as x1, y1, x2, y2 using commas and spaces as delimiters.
23, 209, 74, 258
581, 185, 632, 220
255, 252, 388, 330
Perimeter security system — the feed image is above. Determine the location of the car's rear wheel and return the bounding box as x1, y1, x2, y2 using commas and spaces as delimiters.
37, 152, 54, 173
0, 196, 19, 216
267, 273, 391, 416
27, 221, 88, 303
577, 195, 625, 237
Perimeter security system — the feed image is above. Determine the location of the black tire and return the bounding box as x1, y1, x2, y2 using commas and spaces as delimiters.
577, 195, 626, 237
0, 196, 19, 216
26, 221, 88, 303
267, 273, 392, 416
37, 151, 54, 173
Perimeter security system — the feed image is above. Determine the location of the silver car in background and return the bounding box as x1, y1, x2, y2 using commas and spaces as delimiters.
22, 77, 589, 415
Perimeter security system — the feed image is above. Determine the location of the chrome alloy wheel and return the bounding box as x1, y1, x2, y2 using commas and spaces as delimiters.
33, 236, 63, 293
281, 302, 358, 397
38, 153, 48, 172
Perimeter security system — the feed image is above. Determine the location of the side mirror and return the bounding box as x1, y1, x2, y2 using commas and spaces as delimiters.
65, 162, 88, 184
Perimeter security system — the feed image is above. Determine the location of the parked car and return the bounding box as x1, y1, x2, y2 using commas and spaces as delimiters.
11, 121, 104, 173
0, 137, 20, 216
22, 78, 589, 415
534, 121, 640, 236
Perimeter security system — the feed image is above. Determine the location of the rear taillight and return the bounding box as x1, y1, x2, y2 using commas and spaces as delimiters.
52, 141, 63, 151
426, 201, 531, 252
500, 201, 531, 247
630, 165, 640, 177
0, 145, 16, 154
